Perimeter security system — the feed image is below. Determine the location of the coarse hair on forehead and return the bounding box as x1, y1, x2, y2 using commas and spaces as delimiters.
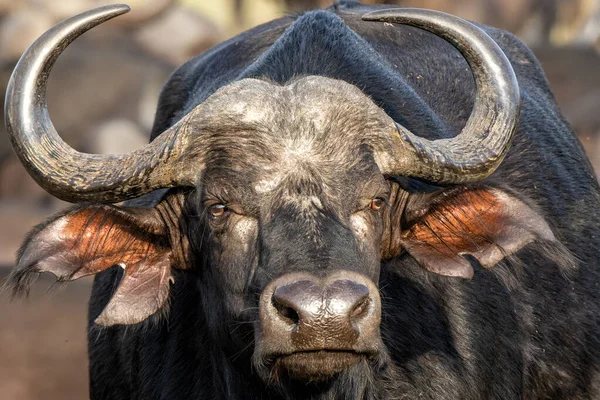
185, 76, 391, 139
185, 78, 392, 180
177, 75, 395, 216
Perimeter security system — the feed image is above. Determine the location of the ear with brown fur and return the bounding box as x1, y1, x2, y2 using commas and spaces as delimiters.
382, 185, 557, 278
5, 197, 183, 326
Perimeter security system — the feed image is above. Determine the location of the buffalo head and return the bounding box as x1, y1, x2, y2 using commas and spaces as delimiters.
5, 4, 558, 387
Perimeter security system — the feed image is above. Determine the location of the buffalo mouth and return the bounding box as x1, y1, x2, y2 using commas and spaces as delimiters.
272, 350, 366, 382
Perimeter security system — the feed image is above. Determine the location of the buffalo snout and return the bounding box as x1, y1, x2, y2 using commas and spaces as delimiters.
256, 271, 382, 381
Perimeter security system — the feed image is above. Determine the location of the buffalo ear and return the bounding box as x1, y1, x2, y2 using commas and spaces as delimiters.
6, 204, 174, 326
385, 187, 556, 279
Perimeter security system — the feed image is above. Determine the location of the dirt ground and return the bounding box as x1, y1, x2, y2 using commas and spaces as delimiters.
0, 271, 91, 399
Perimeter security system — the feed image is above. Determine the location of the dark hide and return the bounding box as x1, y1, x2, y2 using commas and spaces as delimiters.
6, 1, 600, 399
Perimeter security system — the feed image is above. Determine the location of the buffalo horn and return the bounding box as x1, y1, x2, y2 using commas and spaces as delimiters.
4, 4, 195, 203
362, 9, 520, 183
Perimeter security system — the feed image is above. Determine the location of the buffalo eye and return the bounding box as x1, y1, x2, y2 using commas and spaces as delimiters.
369, 198, 385, 211
209, 204, 228, 218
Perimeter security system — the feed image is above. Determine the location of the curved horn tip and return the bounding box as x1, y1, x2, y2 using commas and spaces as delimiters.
72, 4, 131, 21
99, 4, 131, 13
90, 4, 132, 17
361, 8, 452, 22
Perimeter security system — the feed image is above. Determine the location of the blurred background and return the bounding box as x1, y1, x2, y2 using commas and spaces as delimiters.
1, 0, 599, 398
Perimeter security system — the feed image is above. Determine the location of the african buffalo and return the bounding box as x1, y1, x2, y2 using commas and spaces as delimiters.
4, 1, 600, 399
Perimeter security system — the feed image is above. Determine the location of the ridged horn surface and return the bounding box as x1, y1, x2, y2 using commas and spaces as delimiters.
5, 4, 193, 203
363, 8, 520, 183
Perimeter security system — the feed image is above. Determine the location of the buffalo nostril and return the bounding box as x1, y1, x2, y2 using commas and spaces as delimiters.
272, 299, 300, 325
326, 280, 370, 320
350, 296, 370, 320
